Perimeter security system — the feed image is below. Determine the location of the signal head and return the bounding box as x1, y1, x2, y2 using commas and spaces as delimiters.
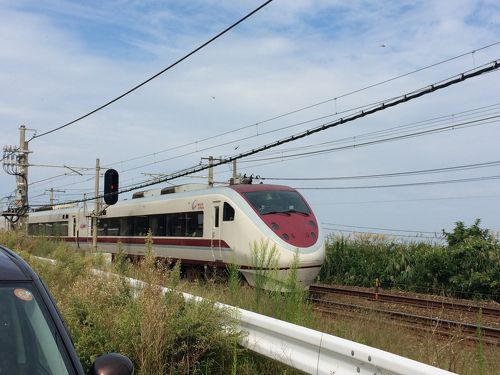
104, 169, 119, 205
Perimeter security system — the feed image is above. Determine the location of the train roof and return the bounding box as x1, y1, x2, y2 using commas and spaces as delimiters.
28, 183, 300, 215
128, 183, 296, 201
228, 184, 296, 193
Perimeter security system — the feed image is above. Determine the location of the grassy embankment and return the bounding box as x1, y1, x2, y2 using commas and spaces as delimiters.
0, 231, 304, 375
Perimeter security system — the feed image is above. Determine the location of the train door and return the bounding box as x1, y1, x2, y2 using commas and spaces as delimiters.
211, 201, 222, 261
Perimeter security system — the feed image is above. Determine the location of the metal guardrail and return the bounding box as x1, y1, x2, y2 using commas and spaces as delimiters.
235, 307, 455, 375
35, 257, 456, 375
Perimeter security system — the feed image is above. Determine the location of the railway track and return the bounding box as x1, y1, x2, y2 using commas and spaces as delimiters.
309, 284, 500, 345
310, 284, 500, 317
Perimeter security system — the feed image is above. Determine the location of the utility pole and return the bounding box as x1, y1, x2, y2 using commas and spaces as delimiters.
17, 125, 29, 232
232, 160, 237, 182
201, 156, 224, 186
46, 188, 66, 206
208, 156, 214, 187
92, 158, 100, 252
2, 125, 31, 232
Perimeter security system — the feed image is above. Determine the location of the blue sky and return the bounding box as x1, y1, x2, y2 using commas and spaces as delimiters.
2, 0, 500, 238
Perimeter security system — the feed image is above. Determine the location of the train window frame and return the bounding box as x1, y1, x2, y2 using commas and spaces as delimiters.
223, 202, 235, 222
214, 206, 220, 228
97, 211, 204, 238
242, 190, 311, 215
28, 221, 68, 237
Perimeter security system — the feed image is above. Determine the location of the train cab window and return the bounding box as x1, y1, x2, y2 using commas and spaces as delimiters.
223, 202, 235, 222
243, 190, 310, 215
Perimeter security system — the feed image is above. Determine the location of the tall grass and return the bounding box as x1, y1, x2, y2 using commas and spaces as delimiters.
3, 230, 498, 374
1, 231, 305, 374
320, 233, 500, 301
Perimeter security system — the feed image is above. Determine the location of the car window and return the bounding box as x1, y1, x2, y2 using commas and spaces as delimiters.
0, 283, 73, 375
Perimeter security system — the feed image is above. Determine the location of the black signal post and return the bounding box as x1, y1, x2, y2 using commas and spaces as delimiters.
104, 169, 119, 205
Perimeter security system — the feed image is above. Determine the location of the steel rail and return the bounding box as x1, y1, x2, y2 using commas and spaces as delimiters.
311, 298, 500, 345
310, 284, 500, 317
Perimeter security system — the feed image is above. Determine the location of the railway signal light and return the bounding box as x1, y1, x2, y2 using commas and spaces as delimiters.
104, 169, 119, 205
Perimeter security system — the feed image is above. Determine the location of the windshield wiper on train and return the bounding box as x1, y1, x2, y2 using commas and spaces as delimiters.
286, 209, 309, 216
261, 211, 291, 216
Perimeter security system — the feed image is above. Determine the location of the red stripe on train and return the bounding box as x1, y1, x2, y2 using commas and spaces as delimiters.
62, 236, 231, 248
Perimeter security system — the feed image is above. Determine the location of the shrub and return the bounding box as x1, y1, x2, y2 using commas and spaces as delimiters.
319, 221, 500, 301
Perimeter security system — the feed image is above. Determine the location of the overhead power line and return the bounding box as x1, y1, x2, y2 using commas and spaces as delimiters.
34, 60, 500, 207
322, 227, 441, 240
296, 175, 500, 190
242, 103, 500, 159
107, 41, 500, 167
241, 114, 500, 164
323, 222, 439, 234
260, 160, 500, 181
102, 104, 500, 187
30, 0, 273, 141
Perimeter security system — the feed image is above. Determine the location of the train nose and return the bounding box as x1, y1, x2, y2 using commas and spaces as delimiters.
264, 216, 319, 247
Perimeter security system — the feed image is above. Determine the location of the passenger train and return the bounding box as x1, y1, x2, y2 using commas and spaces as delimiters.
28, 183, 325, 287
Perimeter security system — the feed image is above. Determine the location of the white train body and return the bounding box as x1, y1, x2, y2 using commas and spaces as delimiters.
28, 184, 325, 287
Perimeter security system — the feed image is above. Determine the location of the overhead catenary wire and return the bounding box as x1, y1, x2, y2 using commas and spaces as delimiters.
310, 194, 500, 206
30, 119, 500, 201
232, 108, 500, 172
29, 0, 274, 141
259, 160, 500, 181
5, 42, 500, 202
241, 103, 500, 159
113, 71, 500, 178
106, 41, 500, 167
239, 114, 500, 164
322, 222, 439, 234
25, 88, 500, 197
322, 227, 442, 240
296, 175, 500, 190
34, 59, 499, 207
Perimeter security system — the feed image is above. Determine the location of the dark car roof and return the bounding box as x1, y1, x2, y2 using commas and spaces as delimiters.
0, 246, 33, 281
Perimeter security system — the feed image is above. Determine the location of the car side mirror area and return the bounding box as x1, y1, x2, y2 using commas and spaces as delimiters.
88, 353, 134, 375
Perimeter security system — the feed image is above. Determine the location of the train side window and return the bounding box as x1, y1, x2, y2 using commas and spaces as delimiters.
107, 218, 120, 236
196, 213, 204, 237
150, 214, 167, 236
223, 202, 235, 222
214, 206, 219, 228
119, 217, 131, 236
185, 211, 203, 237
60, 221, 69, 236
97, 219, 107, 236
133, 216, 149, 236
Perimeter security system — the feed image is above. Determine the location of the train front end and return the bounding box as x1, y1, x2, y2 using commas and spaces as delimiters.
229, 184, 325, 288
